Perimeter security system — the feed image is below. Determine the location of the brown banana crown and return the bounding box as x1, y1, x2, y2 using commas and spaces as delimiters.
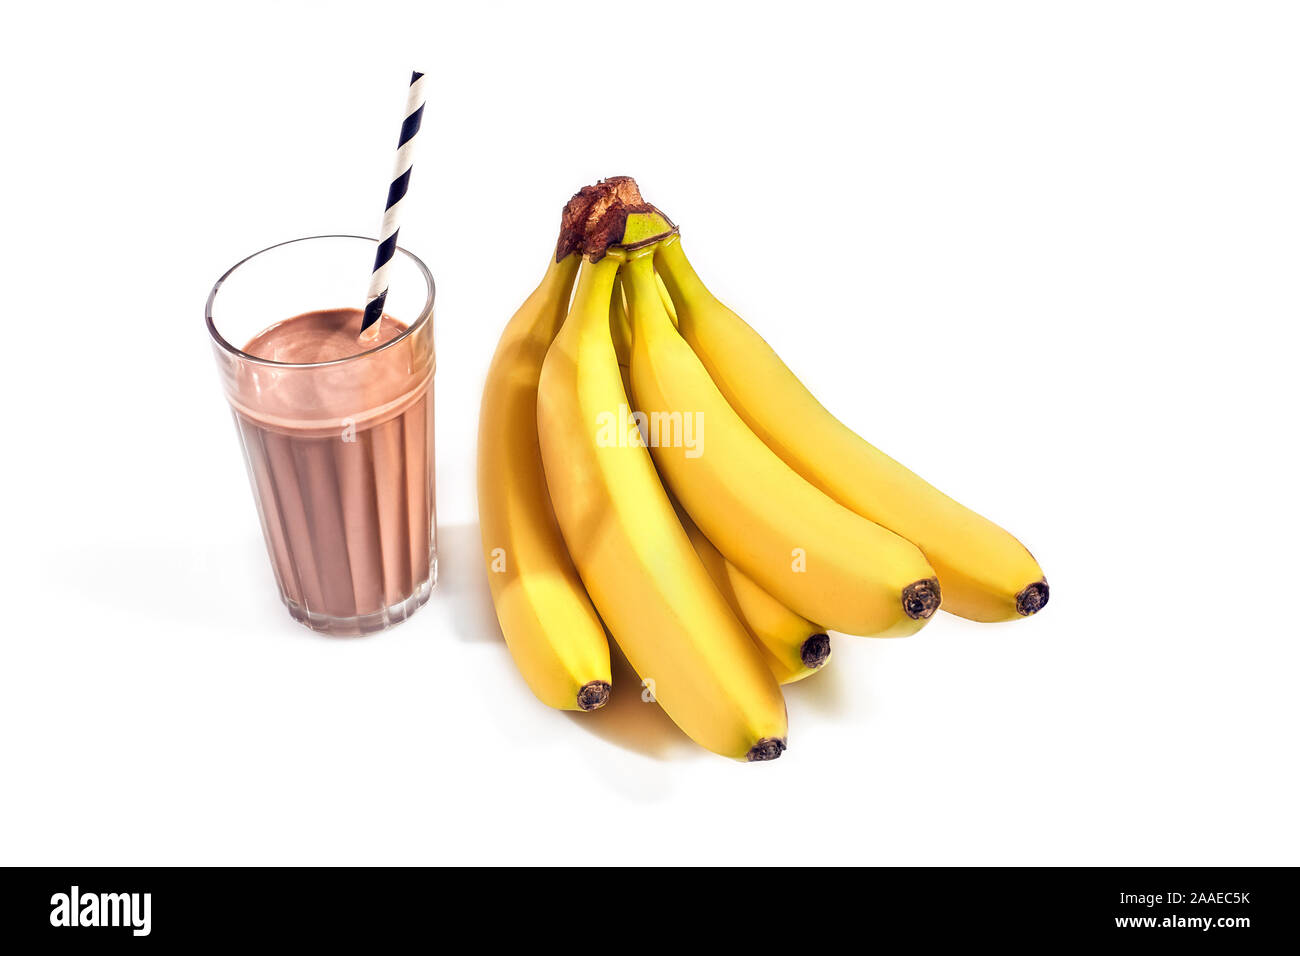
555, 176, 675, 262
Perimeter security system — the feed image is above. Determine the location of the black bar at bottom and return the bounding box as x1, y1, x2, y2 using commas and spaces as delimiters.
0, 866, 1289, 945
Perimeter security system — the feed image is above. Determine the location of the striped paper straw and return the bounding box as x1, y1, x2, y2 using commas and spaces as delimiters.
360, 71, 426, 339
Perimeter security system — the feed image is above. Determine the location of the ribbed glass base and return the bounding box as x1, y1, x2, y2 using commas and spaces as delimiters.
283, 553, 437, 636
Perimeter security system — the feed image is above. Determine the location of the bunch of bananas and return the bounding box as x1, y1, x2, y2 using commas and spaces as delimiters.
477, 177, 1048, 761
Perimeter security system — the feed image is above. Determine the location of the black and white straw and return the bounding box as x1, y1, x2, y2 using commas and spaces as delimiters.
360, 71, 426, 338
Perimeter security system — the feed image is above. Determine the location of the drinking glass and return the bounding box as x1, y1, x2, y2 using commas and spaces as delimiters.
206, 235, 436, 635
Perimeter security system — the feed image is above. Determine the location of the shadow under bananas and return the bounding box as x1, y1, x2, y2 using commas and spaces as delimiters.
440, 519, 698, 759
566, 643, 700, 761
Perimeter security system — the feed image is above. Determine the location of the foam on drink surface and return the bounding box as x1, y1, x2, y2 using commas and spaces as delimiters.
243, 308, 407, 363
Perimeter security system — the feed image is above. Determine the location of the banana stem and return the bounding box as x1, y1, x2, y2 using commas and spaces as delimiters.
570, 253, 623, 338
653, 236, 710, 307
620, 251, 674, 335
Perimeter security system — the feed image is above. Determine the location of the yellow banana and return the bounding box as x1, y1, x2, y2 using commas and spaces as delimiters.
656, 271, 678, 325
655, 236, 1047, 622
623, 242, 940, 637
676, 503, 829, 684
537, 248, 789, 761
610, 274, 634, 371
477, 252, 611, 711
611, 263, 675, 367
619, 278, 823, 682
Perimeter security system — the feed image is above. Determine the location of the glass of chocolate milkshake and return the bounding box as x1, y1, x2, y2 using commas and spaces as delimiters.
206, 235, 436, 635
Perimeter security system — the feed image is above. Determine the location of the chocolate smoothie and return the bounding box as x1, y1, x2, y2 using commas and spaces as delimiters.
230, 307, 436, 632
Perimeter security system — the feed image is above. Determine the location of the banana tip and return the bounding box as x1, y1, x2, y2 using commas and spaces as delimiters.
576, 680, 612, 711
1016, 580, 1050, 616
746, 737, 787, 762
902, 577, 942, 620
800, 633, 831, 669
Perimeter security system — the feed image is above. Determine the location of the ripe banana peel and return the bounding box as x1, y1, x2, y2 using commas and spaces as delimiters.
654, 236, 1049, 623
536, 249, 788, 761
675, 501, 830, 685
477, 252, 612, 712
619, 275, 824, 683
622, 245, 941, 637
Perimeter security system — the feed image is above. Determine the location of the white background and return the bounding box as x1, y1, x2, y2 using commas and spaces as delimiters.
2, 1, 1297, 865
